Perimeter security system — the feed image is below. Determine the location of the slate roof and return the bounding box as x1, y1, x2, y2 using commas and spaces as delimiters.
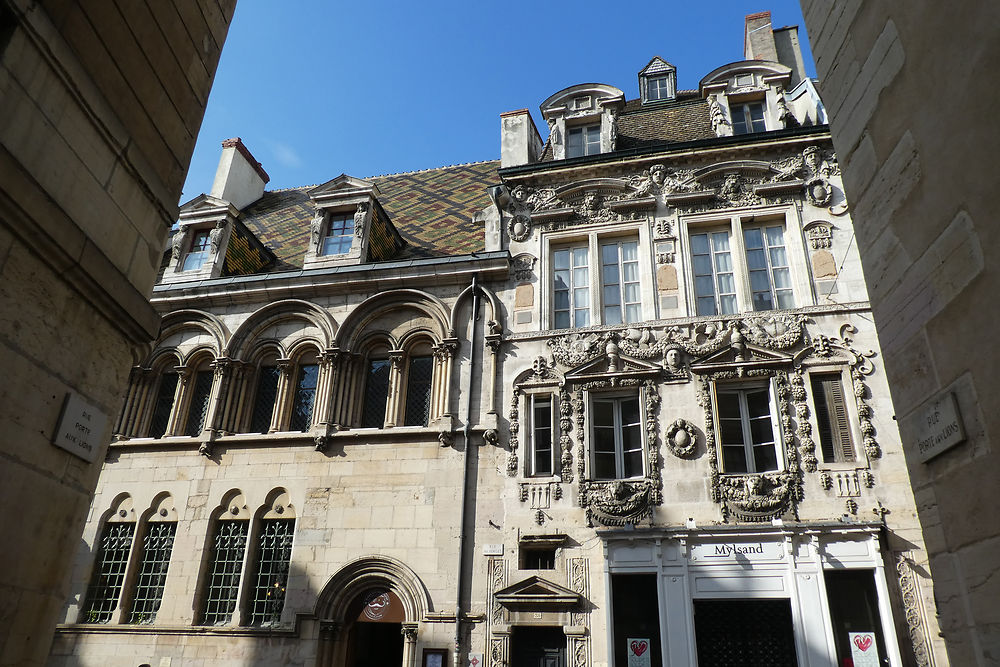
540, 92, 714, 160
235, 160, 500, 271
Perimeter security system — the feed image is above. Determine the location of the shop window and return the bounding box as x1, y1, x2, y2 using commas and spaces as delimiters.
730, 101, 767, 134
200, 519, 249, 625
247, 518, 295, 627
127, 522, 177, 624
181, 230, 211, 271
716, 384, 781, 474
528, 394, 555, 477
567, 124, 601, 157
824, 569, 890, 666
591, 393, 643, 480
694, 599, 797, 665
322, 213, 355, 256
81, 521, 136, 623
811, 373, 855, 463
611, 574, 662, 667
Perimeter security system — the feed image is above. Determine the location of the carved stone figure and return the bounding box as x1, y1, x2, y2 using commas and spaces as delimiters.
512, 254, 536, 281
354, 202, 369, 242
310, 213, 324, 251
665, 419, 698, 458
171, 228, 186, 261
708, 95, 729, 133
209, 221, 225, 254
546, 117, 561, 146
665, 345, 684, 373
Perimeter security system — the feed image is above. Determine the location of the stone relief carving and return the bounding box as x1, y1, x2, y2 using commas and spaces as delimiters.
506, 393, 520, 477
804, 222, 833, 249
559, 389, 574, 481
896, 552, 932, 667
708, 95, 729, 133
512, 253, 536, 281
209, 220, 225, 254
171, 228, 187, 261
789, 371, 818, 472
697, 370, 804, 522
664, 418, 698, 458
569, 557, 589, 628
507, 213, 532, 242
309, 213, 324, 252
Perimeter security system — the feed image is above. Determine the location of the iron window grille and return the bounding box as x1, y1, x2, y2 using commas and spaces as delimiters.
128, 522, 177, 624
362, 359, 391, 428
81, 522, 135, 623
403, 356, 434, 426
249, 366, 280, 433
289, 363, 319, 432
148, 372, 178, 438
201, 520, 249, 626
184, 369, 214, 437
322, 214, 355, 255
247, 519, 295, 626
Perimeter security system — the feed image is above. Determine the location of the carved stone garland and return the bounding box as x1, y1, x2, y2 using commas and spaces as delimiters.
697, 370, 804, 522
487, 557, 508, 667
896, 552, 932, 667
506, 392, 520, 476
664, 418, 698, 458
568, 558, 591, 667
578, 378, 663, 527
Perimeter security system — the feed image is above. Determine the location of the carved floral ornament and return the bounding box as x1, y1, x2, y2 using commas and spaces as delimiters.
502, 145, 842, 240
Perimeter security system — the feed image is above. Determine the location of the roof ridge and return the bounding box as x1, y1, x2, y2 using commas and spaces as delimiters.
366, 158, 500, 180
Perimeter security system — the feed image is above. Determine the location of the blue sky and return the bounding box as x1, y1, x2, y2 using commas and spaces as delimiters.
180, 1, 815, 201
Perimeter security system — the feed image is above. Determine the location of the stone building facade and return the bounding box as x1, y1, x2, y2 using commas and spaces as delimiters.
51, 12, 948, 667
0, 1, 234, 664
798, 3, 999, 665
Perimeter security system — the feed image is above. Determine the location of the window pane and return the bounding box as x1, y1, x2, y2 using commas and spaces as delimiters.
593, 427, 617, 454
602, 243, 618, 264
753, 444, 778, 472
716, 272, 735, 295
247, 519, 295, 627
289, 364, 319, 432
723, 445, 748, 472
731, 109, 749, 135
128, 522, 176, 624
532, 399, 553, 476
748, 103, 767, 132
573, 287, 589, 308
749, 269, 772, 292
775, 290, 795, 309
184, 370, 214, 437
554, 250, 570, 270
697, 296, 718, 316
772, 267, 791, 289
693, 254, 713, 277
149, 372, 178, 439
594, 452, 617, 479
753, 291, 775, 311
711, 232, 730, 252
82, 522, 135, 623
574, 308, 590, 328
621, 241, 638, 260
554, 311, 570, 329
746, 389, 770, 417
744, 228, 764, 249
621, 398, 640, 426
623, 283, 640, 303
690, 233, 709, 254
719, 418, 746, 446
604, 285, 621, 306
403, 356, 434, 426
719, 294, 738, 314
746, 248, 767, 271
362, 360, 391, 428
604, 305, 622, 325
554, 288, 570, 310
714, 251, 733, 274
625, 304, 641, 323
694, 275, 716, 297
602, 264, 620, 286
624, 450, 644, 478
749, 415, 775, 445
249, 366, 280, 433
717, 393, 741, 418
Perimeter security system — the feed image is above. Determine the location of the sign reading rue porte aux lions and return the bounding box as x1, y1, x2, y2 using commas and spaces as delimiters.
907, 392, 966, 463
52, 391, 107, 463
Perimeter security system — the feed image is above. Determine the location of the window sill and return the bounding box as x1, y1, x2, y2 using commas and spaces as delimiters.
55, 623, 295, 636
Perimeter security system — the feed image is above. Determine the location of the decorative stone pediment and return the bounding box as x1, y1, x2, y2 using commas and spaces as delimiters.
179, 193, 236, 220
691, 342, 793, 373
494, 576, 582, 608
308, 174, 381, 205
564, 353, 661, 382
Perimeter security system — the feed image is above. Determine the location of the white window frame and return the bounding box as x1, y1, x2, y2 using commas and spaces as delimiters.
730, 100, 768, 134
546, 227, 653, 330
646, 75, 672, 101
526, 392, 557, 478
712, 379, 785, 474
321, 213, 355, 256
182, 229, 212, 271
680, 208, 809, 317
566, 123, 601, 158
588, 389, 645, 481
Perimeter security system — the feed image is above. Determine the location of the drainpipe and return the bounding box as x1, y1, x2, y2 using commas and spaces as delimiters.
455, 275, 480, 667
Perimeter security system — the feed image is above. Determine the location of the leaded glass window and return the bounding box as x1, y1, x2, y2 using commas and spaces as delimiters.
289, 363, 318, 432
403, 356, 433, 426
82, 522, 135, 623
362, 359, 391, 428
201, 520, 248, 626
184, 369, 213, 437
149, 371, 178, 439
128, 522, 176, 624
247, 519, 295, 627
249, 365, 280, 434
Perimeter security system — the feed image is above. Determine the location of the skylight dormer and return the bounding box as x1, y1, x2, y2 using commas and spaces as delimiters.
638, 56, 677, 104
540, 83, 625, 161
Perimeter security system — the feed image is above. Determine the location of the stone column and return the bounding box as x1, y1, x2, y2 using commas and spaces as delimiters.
270, 359, 293, 432
316, 348, 341, 428
164, 365, 190, 436
401, 623, 419, 667
206, 357, 232, 434
385, 350, 405, 428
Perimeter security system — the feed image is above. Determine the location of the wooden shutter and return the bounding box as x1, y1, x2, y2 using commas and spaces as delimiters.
811, 373, 855, 463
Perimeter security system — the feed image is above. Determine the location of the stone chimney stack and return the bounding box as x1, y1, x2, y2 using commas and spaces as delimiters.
745, 11, 806, 87
209, 137, 270, 209
500, 109, 543, 168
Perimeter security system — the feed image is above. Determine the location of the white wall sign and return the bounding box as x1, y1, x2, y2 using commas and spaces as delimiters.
908, 392, 966, 463
627, 638, 651, 667
467, 652, 483, 667
52, 392, 107, 463
482, 544, 503, 556
849, 632, 879, 666
690, 541, 781, 561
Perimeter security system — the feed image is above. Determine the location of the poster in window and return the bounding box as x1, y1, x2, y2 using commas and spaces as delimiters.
627, 638, 651, 667
849, 632, 879, 667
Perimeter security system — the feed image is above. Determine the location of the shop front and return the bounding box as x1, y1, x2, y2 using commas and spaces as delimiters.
602, 523, 902, 667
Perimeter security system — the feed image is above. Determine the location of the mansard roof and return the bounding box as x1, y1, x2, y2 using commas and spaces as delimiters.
235, 160, 499, 270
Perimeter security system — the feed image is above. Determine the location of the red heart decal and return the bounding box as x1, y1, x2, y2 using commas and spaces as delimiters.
630, 640, 648, 657
853, 635, 873, 652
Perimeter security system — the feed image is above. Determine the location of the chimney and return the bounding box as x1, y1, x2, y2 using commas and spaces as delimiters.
500, 109, 542, 168
744, 11, 778, 62
209, 138, 270, 209
773, 26, 806, 87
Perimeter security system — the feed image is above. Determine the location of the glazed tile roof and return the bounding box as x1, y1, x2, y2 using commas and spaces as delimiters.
236, 160, 500, 270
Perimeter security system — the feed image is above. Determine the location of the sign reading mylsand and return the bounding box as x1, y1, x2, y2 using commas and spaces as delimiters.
908, 392, 966, 463
690, 541, 781, 561
52, 391, 107, 463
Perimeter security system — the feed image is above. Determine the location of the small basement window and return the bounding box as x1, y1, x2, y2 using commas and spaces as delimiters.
521, 547, 556, 570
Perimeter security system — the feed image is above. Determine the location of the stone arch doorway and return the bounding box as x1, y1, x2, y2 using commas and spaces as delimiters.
315, 556, 430, 667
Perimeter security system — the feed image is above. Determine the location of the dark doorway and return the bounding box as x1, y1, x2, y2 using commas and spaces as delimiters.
694, 598, 798, 666
611, 573, 662, 667
346, 621, 403, 667
511, 626, 565, 667
825, 569, 890, 665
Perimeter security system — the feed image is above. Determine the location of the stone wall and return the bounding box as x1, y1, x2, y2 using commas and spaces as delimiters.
799, 2, 1000, 664
0, 1, 234, 663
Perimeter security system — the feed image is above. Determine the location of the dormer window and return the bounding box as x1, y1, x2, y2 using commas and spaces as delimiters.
321, 213, 355, 256
731, 102, 767, 134
646, 76, 672, 101
182, 230, 211, 271
567, 124, 601, 158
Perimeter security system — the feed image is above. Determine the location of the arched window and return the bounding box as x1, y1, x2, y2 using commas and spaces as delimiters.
402, 341, 435, 427
200, 491, 250, 626
289, 350, 319, 432
248, 353, 280, 434
81, 496, 136, 623
126, 495, 177, 624
362, 344, 392, 429
247, 491, 295, 627
183, 356, 214, 437
148, 365, 179, 439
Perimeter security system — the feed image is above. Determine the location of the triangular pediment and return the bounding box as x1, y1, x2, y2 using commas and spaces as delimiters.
179, 193, 231, 214
308, 173, 381, 200
494, 576, 582, 608
691, 342, 792, 371
565, 353, 661, 381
